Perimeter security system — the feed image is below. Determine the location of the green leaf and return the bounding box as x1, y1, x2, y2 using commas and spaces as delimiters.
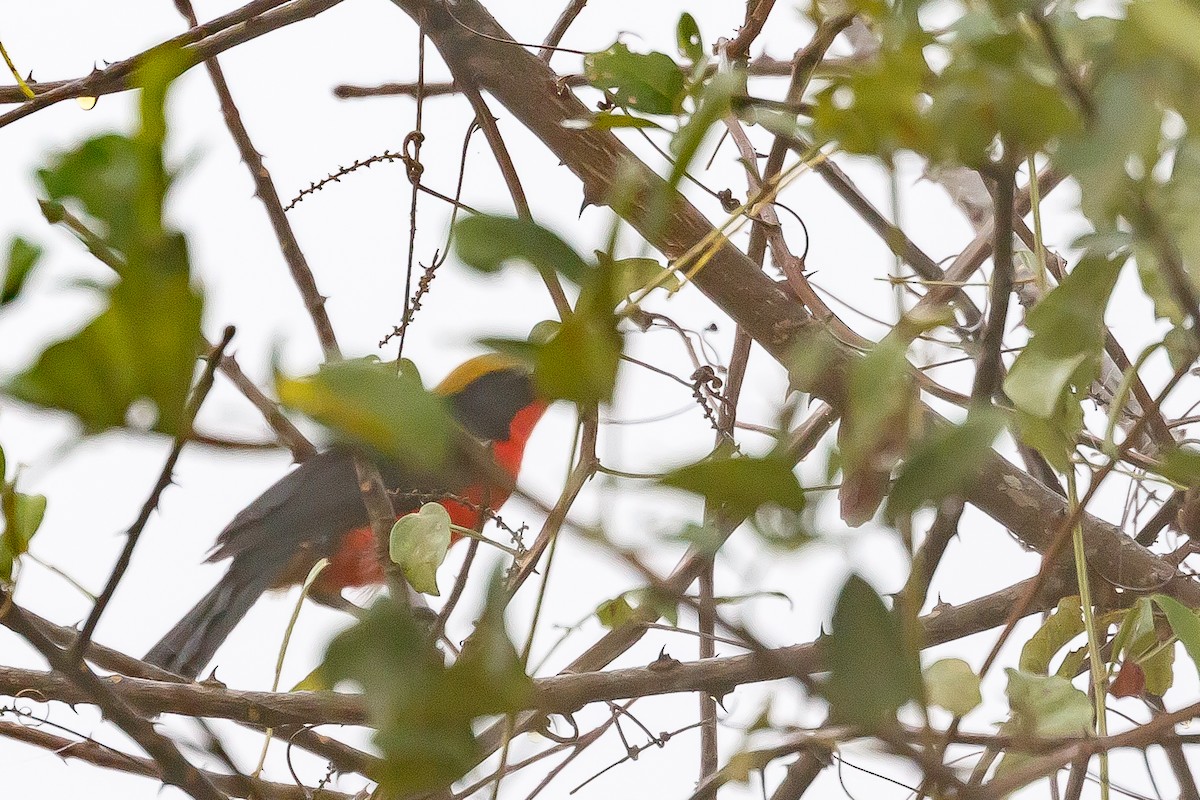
454, 215, 589, 286
1001, 669, 1092, 738
564, 112, 664, 131
534, 311, 621, 406
1112, 597, 1174, 695
484, 307, 621, 408
843, 339, 917, 466
1004, 254, 1123, 419
1, 441, 48, 584
10, 45, 203, 436
887, 407, 1006, 518
1111, 597, 1155, 660
839, 337, 918, 526
1140, 638, 1176, 697
1, 237, 42, 306
452, 572, 534, 716
596, 588, 679, 628
1164, 325, 1200, 372
995, 667, 1092, 781
1019, 596, 1084, 675
1011, 401, 1084, 473
722, 750, 772, 784
390, 503, 453, 596
584, 43, 687, 115
1130, 0, 1200, 74
37, 134, 142, 257
320, 600, 474, 794
927, 21, 1078, 165
1054, 644, 1089, 681
661, 454, 806, 517
596, 595, 637, 628
923, 658, 982, 716
0, 488, 47, 583
676, 12, 705, 64
812, 33, 935, 162
668, 70, 742, 181
667, 522, 726, 555
1152, 593, 1200, 678
319, 581, 531, 796
824, 575, 922, 728
1005, 351, 1090, 419
277, 358, 451, 466
7, 268, 202, 435
533, 260, 622, 406
602, 256, 682, 299
1157, 446, 1200, 487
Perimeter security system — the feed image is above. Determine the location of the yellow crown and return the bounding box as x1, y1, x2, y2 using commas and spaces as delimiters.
434, 353, 529, 397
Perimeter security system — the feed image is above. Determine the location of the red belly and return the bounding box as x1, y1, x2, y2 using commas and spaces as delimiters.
312, 491, 502, 592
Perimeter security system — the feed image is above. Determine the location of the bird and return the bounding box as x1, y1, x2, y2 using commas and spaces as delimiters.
144, 354, 548, 679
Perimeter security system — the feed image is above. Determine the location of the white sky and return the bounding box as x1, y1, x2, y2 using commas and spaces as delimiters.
0, 1, 1188, 798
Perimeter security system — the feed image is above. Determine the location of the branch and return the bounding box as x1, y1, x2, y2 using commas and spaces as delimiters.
0, 594, 227, 800
972, 157, 1015, 401
0, 721, 349, 800
0, 574, 1070, 728
725, 0, 778, 62
331, 55, 826, 100
215, 349, 318, 462
178, 0, 339, 357
538, 0, 588, 62
0, 0, 347, 128
0, 0, 292, 105
70, 326, 237, 663
23, 607, 381, 778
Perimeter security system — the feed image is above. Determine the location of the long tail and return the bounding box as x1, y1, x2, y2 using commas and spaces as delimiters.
144, 568, 273, 679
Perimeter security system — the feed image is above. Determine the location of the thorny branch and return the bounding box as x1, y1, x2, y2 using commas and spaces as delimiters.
69, 326, 238, 665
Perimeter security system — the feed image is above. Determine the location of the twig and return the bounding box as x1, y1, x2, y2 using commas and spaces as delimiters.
214, 349, 317, 462
1135, 194, 1200, 348
36, 203, 317, 463
22, 607, 380, 777
784, 135, 982, 326
396, 25, 427, 360
0, 0, 345, 128
903, 497, 965, 610
979, 364, 1192, 681
0, 721, 345, 800
330, 55, 843, 100
506, 418, 598, 594
0, 574, 1071, 731
0, 0, 294, 110
456, 81, 571, 318
725, 0, 778, 61
0, 594, 227, 800
69, 326, 236, 664
178, 0, 340, 357
539, 0, 588, 62
972, 156, 1016, 401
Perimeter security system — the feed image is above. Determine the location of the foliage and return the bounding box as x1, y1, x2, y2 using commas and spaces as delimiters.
9, 0, 1200, 798
5, 48, 202, 436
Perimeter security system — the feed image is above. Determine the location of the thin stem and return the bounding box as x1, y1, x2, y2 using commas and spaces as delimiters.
1066, 469, 1109, 800
252, 558, 329, 777
1027, 155, 1048, 291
